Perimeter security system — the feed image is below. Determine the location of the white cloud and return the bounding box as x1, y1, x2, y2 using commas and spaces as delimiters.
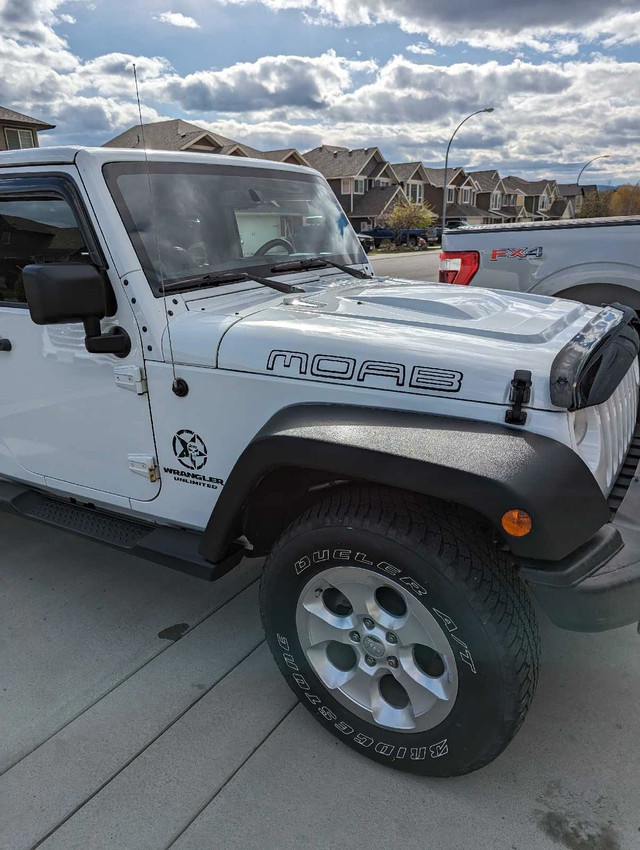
215, 0, 640, 53
154, 11, 201, 28
407, 43, 436, 55
145, 49, 377, 112
0, 0, 637, 182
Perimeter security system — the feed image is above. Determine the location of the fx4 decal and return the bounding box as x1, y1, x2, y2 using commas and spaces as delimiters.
490, 247, 543, 261
266, 350, 463, 394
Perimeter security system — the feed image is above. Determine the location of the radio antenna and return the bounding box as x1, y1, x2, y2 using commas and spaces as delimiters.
132, 63, 187, 397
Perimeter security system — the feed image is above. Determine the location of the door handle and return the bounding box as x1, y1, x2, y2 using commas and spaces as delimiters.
0, 339, 11, 352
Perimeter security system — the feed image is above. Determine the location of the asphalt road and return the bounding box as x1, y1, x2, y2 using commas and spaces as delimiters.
371, 248, 441, 281
1, 510, 639, 850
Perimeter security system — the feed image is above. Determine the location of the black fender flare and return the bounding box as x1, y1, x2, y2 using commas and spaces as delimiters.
199, 404, 610, 563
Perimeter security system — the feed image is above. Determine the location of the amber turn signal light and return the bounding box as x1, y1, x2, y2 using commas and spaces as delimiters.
501, 509, 532, 537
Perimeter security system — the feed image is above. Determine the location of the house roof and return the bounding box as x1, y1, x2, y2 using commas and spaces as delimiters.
581, 184, 598, 195
302, 145, 382, 179
505, 176, 550, 195
557, 183, 581, 198
390, 162, 424, 182
262, 148, 308, 165
0, 106, 55, 130
466, 169, 501, 193
445, 202, 487, 219
351, 185, 404, 218
103, 119, 308, 164
548, 199, 569, 218
424, 167, 463, 187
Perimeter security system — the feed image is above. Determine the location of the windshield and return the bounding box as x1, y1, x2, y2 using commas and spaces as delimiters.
104, 160, 365, 294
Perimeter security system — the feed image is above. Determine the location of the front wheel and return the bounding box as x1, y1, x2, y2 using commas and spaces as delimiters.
260, 486, 540, 776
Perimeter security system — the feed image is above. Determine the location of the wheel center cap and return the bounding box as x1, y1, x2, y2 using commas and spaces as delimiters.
362, 635, 385, 658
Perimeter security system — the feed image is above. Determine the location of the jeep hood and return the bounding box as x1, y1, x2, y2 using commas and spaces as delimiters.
178, 277, 600, 410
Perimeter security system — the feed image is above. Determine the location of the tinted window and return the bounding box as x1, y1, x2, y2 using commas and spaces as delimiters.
0, 197, 89, 304
104, 161, 364, 294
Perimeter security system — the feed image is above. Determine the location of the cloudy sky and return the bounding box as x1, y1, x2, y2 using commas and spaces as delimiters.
1, 0, 639, 182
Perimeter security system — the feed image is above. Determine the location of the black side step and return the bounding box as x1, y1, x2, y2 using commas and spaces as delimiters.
0, 480, 244, 581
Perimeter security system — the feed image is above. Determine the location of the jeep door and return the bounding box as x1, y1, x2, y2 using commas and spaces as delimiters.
0, 171, 160, 501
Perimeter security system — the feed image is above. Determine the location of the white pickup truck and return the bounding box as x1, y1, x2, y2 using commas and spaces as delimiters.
440, 216, 640, 309
1, 146, 639, 777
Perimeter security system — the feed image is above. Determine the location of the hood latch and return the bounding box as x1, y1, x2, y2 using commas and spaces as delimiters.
505, 370, 532, 426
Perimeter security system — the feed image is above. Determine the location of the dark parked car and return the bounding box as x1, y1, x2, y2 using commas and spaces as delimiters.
357, 233, 375, 253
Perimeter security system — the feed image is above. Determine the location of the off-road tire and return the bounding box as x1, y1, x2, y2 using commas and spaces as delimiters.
260, 485, 540, 776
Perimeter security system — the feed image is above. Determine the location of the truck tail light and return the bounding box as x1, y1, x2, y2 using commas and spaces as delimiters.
439, 251, 479, 285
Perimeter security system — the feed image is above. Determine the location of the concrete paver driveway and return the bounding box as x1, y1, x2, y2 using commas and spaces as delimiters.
1, 511, 639, 849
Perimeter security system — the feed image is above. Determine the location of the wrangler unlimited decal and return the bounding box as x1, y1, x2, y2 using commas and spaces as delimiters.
266, 350, 463, 394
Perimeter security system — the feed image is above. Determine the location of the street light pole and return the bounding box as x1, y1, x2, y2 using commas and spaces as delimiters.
441, 107, 494, 230
577, 154, 610, 185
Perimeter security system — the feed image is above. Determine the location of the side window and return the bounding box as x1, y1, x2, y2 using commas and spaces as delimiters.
0, 196, 90, 304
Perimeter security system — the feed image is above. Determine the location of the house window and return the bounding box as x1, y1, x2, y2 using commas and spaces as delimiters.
340, 178, 351, 195
4, 128, 35, 150
461, 188, 470, 204
354, 178, 365, 195
539, 195, 548, 211
446, 187, 455, 203
491, 192, 501, 210
0, 196, 89, 304
408, 183, 423, 203
378, 179, 390, 187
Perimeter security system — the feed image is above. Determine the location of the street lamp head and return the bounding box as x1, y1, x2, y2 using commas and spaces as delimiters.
484, 107, 495, 113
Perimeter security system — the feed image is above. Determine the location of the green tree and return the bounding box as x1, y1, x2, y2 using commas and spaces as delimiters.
385, 199, 437, 245
609, 184, 640, 216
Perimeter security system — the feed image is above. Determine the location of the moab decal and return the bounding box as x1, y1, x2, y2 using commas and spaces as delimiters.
267, 350, 463, 394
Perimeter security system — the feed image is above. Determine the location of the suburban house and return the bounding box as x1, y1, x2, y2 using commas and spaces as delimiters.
302, 145, 406, 231
390, 162, 430, 205
504, 177, 567, 220
421, 167, 486, 226
0, 106, 55, 151
466, 170, 515, 223
103, 119, 309, 166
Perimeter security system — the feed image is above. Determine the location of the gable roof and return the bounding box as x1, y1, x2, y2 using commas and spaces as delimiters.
0, 106, 55, 130
390, 162, 429, 183
103, 119, 308, 164
548, 198, 569, 218
505, 176, 554, 195
466, 169, 502, 193
423, 166, 463, 187
302, 145, 383, 179
351, 185, 405, 218
557, 183, 581, 198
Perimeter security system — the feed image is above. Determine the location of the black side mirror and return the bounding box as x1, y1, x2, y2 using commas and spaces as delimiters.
22, 264, 130, 356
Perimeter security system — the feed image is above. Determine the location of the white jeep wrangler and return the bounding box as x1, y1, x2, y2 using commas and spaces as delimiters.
1, 147, 639, 777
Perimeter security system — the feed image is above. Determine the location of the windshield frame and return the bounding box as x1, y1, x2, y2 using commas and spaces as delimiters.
103, 160, 366, 297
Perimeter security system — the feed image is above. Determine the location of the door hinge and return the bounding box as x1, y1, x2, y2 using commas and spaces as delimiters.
114, 365, 148, 395
505, 370, 532, 426
128, 454, 159, 483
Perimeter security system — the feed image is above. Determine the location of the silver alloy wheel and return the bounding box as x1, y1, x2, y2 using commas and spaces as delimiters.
295, 566, 459, 732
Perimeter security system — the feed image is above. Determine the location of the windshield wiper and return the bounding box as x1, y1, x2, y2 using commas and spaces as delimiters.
270, 257, 372, 279
162, 270, 303, 294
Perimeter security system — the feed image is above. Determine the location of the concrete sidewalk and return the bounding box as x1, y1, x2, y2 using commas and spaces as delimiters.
1, 511, 638, 850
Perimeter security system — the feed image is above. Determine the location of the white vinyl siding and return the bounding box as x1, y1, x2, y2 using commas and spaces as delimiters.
4, 128, 35, 149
